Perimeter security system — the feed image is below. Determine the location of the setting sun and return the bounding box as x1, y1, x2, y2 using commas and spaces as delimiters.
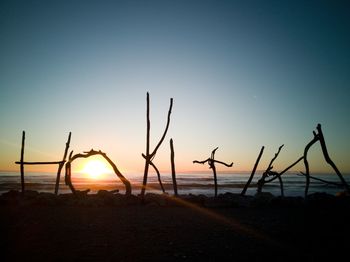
81, 160, 112, 179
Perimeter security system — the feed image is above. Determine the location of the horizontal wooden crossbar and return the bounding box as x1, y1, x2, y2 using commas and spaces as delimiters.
15, 161, 65, 165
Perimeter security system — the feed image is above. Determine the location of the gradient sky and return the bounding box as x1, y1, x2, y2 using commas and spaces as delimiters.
1, 0, 349, 174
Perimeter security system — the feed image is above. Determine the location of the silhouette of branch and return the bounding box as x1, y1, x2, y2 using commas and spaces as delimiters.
150, 98, 173, 159
65, 149, 131, 195
170, 138, 178, 196
316, 124, 350, 192
212, 160, 233, 167
241, 146, 265, 196
298, 172, 343, 187
193, 158, 210, 165
303, 130, 320, 197
20, 131, 25, 193
149, 160, 165, 193
16, 161, 65, 165
55, 132, 71, 195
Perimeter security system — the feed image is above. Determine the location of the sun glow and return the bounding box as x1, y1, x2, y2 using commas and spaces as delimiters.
81, 160, 112, 179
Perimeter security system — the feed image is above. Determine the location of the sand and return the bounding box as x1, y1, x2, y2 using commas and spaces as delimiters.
1, 191, 350, 261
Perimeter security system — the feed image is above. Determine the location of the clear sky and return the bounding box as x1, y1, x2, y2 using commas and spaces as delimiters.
1, 0, 349, 174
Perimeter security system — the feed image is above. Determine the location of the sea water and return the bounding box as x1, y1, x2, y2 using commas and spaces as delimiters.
1, 171, 349, 197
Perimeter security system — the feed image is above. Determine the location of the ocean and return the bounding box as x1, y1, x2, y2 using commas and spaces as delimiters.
1, 171, 349, 197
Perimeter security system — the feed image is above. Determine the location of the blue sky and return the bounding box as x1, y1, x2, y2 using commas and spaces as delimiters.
1, 0, 350, 174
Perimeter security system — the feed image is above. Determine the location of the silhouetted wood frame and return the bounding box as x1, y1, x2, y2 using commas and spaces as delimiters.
193, 147, 233, 197
303, 124, 350, 197
65, 149, 131, 195
256, 149, 303, 197
141, 92, 173, 197
15, 131, 71, 195
257, 145, 284, 195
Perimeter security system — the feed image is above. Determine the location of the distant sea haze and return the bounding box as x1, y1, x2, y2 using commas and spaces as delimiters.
1, 172, 349, 197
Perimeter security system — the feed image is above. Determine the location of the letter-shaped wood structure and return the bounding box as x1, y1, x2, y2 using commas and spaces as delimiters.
257, 145, 284, 195
256, 145, 304, 197
15, 131, 71, 195
65, 149, 131, 196
141, 92, 173, 197
303, 124, 350, 197
193, 147, 233, 197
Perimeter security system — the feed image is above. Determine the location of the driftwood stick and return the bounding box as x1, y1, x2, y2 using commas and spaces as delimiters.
141, 93, 151, 196
303, 133, 319, 197
149, 161, 165, 193
55, 132, 71, 195
211, 160, 218, 197
15, 161, 65, 165
150, 98, 173, 158
277, 175, 284, 197
20, 131, 25, 193
316, 124, 350, 192
193, 158, 210, 165
298, 172, 343, 187
65, 161, 75, 194
241, 146, 264, 196
170, 139, 178, 196
212, 159, 233, 167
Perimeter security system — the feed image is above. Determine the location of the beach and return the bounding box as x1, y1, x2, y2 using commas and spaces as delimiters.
1, 191, 350, 261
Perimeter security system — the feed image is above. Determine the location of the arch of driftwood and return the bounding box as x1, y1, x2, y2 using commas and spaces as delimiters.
65, 149, 131, 196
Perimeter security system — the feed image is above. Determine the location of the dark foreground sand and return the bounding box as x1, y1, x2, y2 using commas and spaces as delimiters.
1, 192, 350, 261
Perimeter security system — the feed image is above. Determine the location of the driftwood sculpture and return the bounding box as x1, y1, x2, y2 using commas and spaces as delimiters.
257, 145, 284, 195
15, 131, 71, 195
65, 149, 131, 196
303, 124, 350, 197
141, 92, 173, 197
256, 145, 304, 196
193, 147, 233, 197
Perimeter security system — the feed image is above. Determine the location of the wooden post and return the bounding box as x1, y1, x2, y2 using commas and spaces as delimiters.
20, 131, 25, 194
241, 146, 264, 196
170, 138, 178, 196
141, 93, 151, 196
54, 132, 71, 195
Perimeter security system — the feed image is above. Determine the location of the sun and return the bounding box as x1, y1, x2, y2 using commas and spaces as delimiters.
81, 160, 112, 179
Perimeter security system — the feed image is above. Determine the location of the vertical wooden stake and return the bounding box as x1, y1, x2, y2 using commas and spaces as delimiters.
141, 92, 151, 197
170, 139, 178, 196
20, 131, 25, 194
241, 146, 264, 196
54, 132, 71, 195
